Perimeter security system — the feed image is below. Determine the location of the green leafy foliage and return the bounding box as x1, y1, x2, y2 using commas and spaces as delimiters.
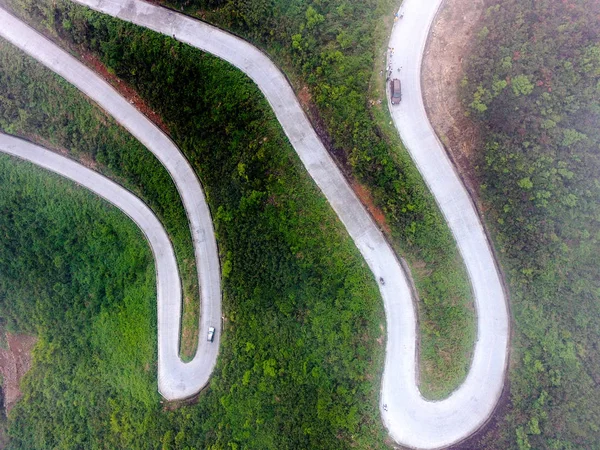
0, 154, 160, 448
462, 0, 600, 447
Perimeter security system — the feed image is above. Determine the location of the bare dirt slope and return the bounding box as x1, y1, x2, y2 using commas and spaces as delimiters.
422, 0, 485, 197
0, 331, 36, 413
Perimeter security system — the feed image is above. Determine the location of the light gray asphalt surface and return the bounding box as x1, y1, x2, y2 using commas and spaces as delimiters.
383, 0, 510, 448
1, 0, 509, 447
0, 7, 221, 401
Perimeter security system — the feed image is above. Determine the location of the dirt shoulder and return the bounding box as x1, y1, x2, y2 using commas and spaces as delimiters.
421, 0, 485, 201
0, 330, 36, 413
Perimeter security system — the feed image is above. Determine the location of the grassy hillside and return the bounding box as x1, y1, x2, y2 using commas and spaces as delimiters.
462, 0, 600, 448
0, 154, 160, 448
0, 12, 392, 450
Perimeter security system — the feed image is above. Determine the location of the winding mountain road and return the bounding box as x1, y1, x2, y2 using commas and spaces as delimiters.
0, 0, 509, 448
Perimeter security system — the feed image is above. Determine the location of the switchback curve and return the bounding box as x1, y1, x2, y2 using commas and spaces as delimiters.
384, 0, 509, 447
0, 134, 184, 384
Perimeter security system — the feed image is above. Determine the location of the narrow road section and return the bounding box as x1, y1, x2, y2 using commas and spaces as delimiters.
0, 7, 221, 401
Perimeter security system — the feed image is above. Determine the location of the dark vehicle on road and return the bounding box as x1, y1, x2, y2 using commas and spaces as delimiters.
390, 78, 402, 104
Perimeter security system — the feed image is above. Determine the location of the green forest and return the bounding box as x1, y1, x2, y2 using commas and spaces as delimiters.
0, 154, 159, 447
462, 0, 600, 448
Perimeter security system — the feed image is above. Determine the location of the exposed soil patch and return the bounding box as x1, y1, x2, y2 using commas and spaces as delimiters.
351, 181, 391, 234
80, 52, 171, 134
297, 85, 312, 109
0, 331, 36, 413
421, 0, 486, 203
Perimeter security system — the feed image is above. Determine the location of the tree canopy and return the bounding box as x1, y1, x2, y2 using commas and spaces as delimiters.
462, 0, 600, 447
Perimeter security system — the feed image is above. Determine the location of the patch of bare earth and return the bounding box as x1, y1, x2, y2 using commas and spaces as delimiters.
421, 0, 485, 205
80, 52, 170, 135
351, 181, 391, 234
0, 331, 36, 413
297, 85, 312, 109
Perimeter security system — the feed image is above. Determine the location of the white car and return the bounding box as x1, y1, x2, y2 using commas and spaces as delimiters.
207, 326, 215, 342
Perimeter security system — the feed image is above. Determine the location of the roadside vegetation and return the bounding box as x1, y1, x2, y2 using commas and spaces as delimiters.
461, 0, 600, 448
6, 0, 474, 402
160, 0, 475, 398
0, 154, 160, 448
0, 7, 392, 449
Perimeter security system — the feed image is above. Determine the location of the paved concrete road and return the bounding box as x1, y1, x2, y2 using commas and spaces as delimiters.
0, 7, 221, 401
384, 0, 510, 447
